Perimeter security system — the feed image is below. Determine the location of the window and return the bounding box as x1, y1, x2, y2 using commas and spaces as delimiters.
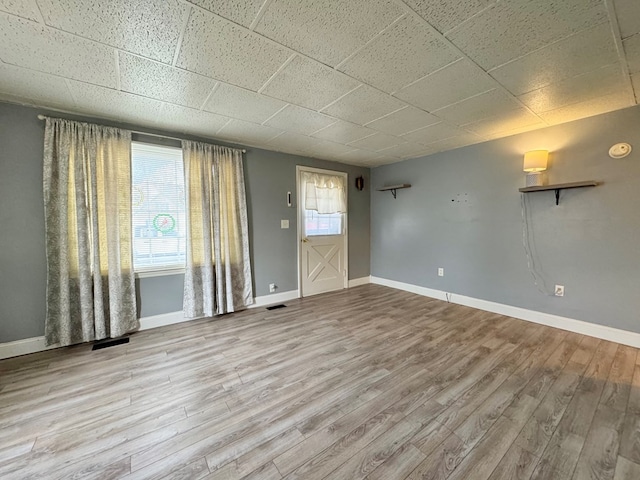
131, 142, 186, 271
304, 210, 343, 236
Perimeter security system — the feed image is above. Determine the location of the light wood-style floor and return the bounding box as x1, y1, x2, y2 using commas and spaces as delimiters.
1, 284, 639, 480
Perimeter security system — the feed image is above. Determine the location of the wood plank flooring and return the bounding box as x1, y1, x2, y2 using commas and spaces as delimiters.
1, 284, 639, 479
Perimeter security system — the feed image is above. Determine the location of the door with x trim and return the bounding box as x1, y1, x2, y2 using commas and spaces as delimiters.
298, 166, 348, 297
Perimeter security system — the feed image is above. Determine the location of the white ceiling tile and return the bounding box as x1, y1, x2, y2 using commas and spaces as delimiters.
0, 14, 116, 88
518, 65, 628, 113
321, 85, 406, 125
365, 106, 439, 136
176, 9, 291, 91
186, 0, 264, 28
155, 103, 231, 137
613, 0, 640, 39
119, 53, 216, 109
255, 0, 404, 67
348, 132, 402, 151
400, 122, 468, 145
395, 59, 496, 112
632, 74, 640, 104
539, 91, 633, 125
433, 89, 523, 125
0, 0, 41, 21
624, 34, 640, 74
37, 0, 188, 64
402, 0, 496, 34
427, 133, 484, 152
341, 149, 397, 164
446, 0, 609, 70
338, 15, 460, 93
266, 131, 321, 155
482, 122, 547, 141
69, 81, 166, 127
489, 23, 619, 96
0, 63, 74, 109
216, 118, 283, 145
263, 104, 336, 135
204, 83, 287, 124
463, 108, 543, 136
311, 120, 374, 144
377, 142, 435, 159
261, 56, 359, 110
309, 139, 358, 159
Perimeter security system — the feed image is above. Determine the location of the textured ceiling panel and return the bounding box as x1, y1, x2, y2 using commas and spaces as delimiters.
216, 118, 283, 145
447, 0, 609, 70
0, 0, 41, 21
186, 0, 264, 28
263, 104, 335, 135
401, 122, 469, 146
155, 104, 231, 138
321, 85, 406, 125
311, 120, 374, 144
0, 14, 117, 88
401, 0, 497, 34
365, 106, 439, 136
395, 59, 495, 112
0, 0, 638, 166
204, 83, 287, 124
119, 53, 216, 109
624, 34, 640, 74
260, 55, 359, 110
489, 23, 619, 96
613, 0, 640, 38
37, 0, 188, 64
463, 108, 544, 136
347, 132, 402, 151
339, 15, 460, 93
518, 65, 628, 113
70, 81, 166, 127
177, 9, 290, 91
0, 64, 74, 108
256, 0, 403, 67
539, 90, 632, 125
433, 89, 524, 125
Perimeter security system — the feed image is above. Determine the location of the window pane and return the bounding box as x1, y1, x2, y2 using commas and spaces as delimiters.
304, 210, 343, 236
132, 142, 186, 270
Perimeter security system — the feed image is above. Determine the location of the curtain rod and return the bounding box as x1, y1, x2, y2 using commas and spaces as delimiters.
36, 115, 246, 153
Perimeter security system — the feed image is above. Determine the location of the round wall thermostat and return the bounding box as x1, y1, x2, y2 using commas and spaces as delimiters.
609, 143, 632, 158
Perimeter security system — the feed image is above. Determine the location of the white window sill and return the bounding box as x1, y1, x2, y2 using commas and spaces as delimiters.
135, 267, 185, 279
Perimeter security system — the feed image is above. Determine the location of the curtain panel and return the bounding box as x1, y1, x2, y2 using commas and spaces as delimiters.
43, 118, 137, 346
301, 171, 347, 214
182, 141, 253, 317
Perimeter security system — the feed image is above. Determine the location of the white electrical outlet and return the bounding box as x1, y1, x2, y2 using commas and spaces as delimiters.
555, 285, 564, 297
438, 268, 444, 277
269, 283, 276, 293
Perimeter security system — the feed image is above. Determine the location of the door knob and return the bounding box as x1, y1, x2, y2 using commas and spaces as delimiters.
302, 238, 309, 243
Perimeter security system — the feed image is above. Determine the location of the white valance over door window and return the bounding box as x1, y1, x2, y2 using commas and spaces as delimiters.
301, 171, 346, 214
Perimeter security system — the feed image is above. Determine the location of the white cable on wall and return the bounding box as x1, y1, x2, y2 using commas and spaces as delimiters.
520, 193, 552, 296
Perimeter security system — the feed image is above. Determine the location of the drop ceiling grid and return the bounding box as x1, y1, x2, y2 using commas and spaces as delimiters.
0, 1, 638, 166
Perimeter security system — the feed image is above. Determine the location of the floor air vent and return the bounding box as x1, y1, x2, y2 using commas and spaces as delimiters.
266, 304, 287, 310
92, 337, 130, 350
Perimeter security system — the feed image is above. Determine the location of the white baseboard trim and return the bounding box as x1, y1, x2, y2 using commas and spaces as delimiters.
251, 290, 299, 308
371, 276, 640, 349
138, 311, 202, 331
0, 336, 58, 361
348, 276, 371, 288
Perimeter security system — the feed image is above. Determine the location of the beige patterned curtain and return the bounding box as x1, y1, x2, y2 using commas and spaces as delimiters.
182, 141, 253, 317
43, 118, 137, 346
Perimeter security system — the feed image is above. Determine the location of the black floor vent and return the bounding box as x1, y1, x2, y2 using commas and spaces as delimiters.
92, 337, 130, 350
266, 304, 287, 310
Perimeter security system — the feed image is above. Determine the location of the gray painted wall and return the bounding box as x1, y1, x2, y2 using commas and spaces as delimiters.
371, 105, 640, 334
0, 102, 370, 342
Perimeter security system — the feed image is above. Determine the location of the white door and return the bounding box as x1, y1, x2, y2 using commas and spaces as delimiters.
298, 166, 348, 297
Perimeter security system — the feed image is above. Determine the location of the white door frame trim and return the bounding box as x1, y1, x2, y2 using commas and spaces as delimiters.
296, 165, 349, 298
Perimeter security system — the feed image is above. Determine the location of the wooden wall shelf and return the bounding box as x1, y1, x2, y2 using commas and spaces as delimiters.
519, 181, 600, 205
377, 184, 411, 199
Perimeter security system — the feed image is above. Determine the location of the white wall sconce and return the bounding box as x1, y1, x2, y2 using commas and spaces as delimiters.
523, 150, 549, 187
